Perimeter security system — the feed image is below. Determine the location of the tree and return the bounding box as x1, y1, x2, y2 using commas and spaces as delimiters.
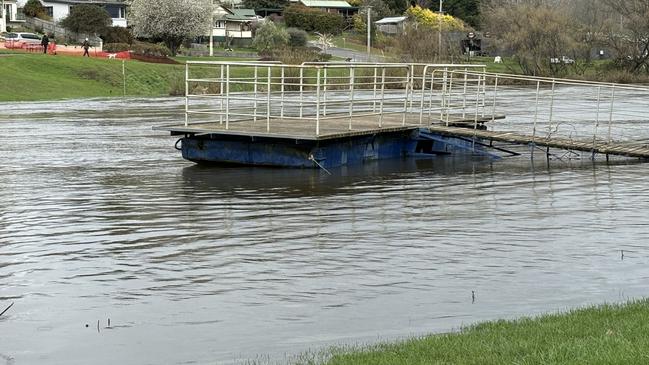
60, 5, 112, 35
383, 0, 409, 15
101, 26, 135, 44
602, 0, 649, 73
23, 0, 48, 19
242, 0, 289, 10
430, 0, 480, 28
481, 1, 583, 76
252, 21, 289, 55
128, 0, 213, 56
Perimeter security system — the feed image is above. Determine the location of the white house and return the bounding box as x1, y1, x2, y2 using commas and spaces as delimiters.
1, 0, 25, 32
211, 6, 258, 45
16, 0, 127, 27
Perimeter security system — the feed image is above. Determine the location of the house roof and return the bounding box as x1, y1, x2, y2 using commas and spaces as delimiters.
40, 0, 125, 4
231, 8, 256, 17
220, 7, 256, 21
375, 16, 407, 24
299, 0, 352, 8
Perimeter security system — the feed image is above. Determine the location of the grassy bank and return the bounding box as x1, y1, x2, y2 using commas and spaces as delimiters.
0, 53, 259, 102
320, 299, 649, 365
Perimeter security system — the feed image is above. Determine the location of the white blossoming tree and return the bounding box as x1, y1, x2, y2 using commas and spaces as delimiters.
128, 0, 213, 56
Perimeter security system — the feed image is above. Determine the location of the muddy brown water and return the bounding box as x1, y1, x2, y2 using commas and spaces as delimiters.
1, 97, 649, 364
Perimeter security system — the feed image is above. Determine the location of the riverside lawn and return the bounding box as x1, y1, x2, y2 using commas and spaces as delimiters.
318, 299, 649, 365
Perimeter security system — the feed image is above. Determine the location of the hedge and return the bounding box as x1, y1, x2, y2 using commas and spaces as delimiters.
284, 4, 344, 35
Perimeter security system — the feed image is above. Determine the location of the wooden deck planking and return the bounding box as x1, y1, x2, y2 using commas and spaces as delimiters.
155, 114, 501, 141
427, 125, 649, 158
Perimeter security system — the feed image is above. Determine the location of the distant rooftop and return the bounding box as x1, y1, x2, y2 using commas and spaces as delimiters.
375, 16, 407, 24
299, 0, 352, 8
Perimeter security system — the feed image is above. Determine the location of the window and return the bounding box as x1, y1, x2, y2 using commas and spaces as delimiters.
44, 6, 53, 18
104, 5, 125, 19
215, 20, 225, 28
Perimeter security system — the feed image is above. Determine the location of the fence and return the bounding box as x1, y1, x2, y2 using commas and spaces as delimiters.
183, 61, 486, 136
421, 69, 649, 152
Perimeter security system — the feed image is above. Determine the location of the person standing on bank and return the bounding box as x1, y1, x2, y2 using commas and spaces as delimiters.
82, 38, 90, 57
41, 34, 49, 54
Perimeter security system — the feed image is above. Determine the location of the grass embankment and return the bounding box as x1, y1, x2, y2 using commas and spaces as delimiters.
0, 53, 259, 101
322, 300, 649, 365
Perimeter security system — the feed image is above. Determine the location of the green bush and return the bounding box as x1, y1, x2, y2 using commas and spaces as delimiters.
103, 43, 131, 52
284, 5, 344, 35
60, 4, 112, 34
286, 27, 307, 48
23, 0, 47, 19
131, 42, 171, 57
252, 21, 289, 56
101, 26, 134, 45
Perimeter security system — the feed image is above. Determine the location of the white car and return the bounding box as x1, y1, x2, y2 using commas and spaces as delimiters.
4, 32, 42, 48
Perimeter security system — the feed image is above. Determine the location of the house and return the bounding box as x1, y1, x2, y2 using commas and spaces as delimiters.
211, 6, 258, 46
294, 0, 355, 17
1, 0, 26, 32
16, 0, 127, 27
375, 16, 407, 35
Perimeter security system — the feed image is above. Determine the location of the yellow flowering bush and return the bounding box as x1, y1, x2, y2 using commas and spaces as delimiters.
405, 6, 465, 31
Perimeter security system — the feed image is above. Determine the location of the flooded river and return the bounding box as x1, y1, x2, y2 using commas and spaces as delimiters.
1, 97, 649, 365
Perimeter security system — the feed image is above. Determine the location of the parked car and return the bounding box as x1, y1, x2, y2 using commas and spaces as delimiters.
4, 32, 42, 49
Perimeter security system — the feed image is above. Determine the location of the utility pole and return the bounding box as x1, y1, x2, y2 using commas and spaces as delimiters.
209, 14, 214, 57
438, 0, 443, 61
1, 0, 6, 33
366, 6, 371, 57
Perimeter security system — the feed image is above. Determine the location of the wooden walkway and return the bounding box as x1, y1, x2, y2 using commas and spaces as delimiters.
156, 114, 503, 141
427, 125, 649, 158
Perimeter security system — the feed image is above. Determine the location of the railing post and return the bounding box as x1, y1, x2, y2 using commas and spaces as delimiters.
219, 65, 224, 125
379, 68, 386, 128
372, 67, 378, 112
419, 68, 428, 125
490, 76, 498, 123
593, 86, 602, 154
225, 64, 230, 130
266, 66, 271, 132
280, 67, 285, 119
323, 68, 328, 116
471, 72, 482, 150
461, 68, 468, 119
532, 81, 540, 142
299, 68, 304, 118
348, 67, 355, 130
253, 66, 258, 122
446, 69, 454, 124
184, 63, 189, 126
402, 67, 410, 125
547, 79, 556, 137
607, 85, 615, 144
440, 69, 448, 123
316, 68, 321, 136
408, 64, 415, 114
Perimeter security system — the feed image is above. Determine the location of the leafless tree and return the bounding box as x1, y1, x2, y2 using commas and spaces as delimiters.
602, 0, 649, 73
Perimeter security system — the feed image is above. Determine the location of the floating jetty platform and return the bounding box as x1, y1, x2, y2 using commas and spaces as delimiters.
155, 61, 649, 169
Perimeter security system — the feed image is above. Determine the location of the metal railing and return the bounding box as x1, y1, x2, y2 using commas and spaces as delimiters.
184, 61, 486, 136
421, 68, 649, 151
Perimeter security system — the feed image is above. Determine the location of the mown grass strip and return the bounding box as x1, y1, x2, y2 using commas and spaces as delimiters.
321, 299, 649, 365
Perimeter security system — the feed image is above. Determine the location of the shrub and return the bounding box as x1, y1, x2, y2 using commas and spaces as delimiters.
101, 26, 134, 45
252, 21, 289, 55
60, 4, 112, 34
405, 5, 465, 31
131, 42, 171, 57
272, 46, 331, 64
284, 5, 344, 35
23, 0, 47, 19
286, 27, 307, 48
103, 43, 131, 52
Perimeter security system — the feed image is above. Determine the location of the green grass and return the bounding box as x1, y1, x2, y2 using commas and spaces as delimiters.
319, 299, 649, 365
0, 53, 261, 101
